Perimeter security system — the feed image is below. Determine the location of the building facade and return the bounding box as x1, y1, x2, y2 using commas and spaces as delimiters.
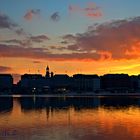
72, 74, 100, 92
0, 74, 13, 91
101, 74, 131, 92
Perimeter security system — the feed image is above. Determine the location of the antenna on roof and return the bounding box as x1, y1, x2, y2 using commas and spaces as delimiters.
38, 69, 40, 74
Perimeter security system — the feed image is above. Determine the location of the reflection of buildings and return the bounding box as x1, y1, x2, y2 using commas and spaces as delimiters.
100, 97, 140, 107
0, 97, 13, 112
1, 96, 139, 115
19, 97, 101, 113
18, 96, 140, 117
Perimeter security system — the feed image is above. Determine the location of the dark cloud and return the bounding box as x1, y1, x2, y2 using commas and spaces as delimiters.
62, 34, 76, 42
1, 34, 50, 46
0, 13, 26, 36
49, 46, 67, 50
15, 28, 26, 36
3, 39, 22, 44
24, 9, 41, 21
62, 16, 140, 60
50, 12, 60, 22
0, 43, 99, 61
0, 13, 17, 29
0, 44, 47, 58
0, 66, 12, 72
0, 13, 18, 29
1, 16, 140, 61
60, 41, 68, 44
1, 39, 32, 46
62, 34, 76, 45
32, 61, 41, 64
30, 35, 50, 43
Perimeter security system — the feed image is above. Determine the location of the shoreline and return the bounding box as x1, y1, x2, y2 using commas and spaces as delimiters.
0, 92, 140, 97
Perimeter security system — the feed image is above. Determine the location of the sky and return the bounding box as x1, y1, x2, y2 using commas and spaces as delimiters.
0, 0, 140, 83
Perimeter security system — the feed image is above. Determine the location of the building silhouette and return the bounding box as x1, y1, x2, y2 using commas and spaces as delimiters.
45, 65, 50, 78
51, 74, 71, 90
72, 74, 100, 92
1, 66, 140, 94
0, 74, 13, 92
101, 74, 131, 92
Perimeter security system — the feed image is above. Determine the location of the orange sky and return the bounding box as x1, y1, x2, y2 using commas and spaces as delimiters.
1, 57, 140, 83
0, 1, 140, 83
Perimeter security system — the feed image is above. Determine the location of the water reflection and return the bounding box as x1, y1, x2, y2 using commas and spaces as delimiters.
19, 97, 101, 111
100, 96, 140, 107
0, 96, 140, 140
0, 97, 13, 113
18, 96, 140, 111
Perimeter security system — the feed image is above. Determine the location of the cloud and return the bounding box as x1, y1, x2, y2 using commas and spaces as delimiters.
1, 16, 140, 62
30, 35, 50, 43
0, 13, 26, 36
15, 28, 26, 36
50, 12, 60, 22
1, 39, 32, 46
69, 2, 102, 18
32, 61, 41, 64
62, 34, 76, 45
86, 12, 102, 18
0, 13, 17, 29
0, 43, 99, 61
62, 16, 140, 60
3, 39, 22, 44
2, 34, 50, 45
0, 66, 12, 72
60, 41, 68, 44
62, 34, 76, 41
24, 9, 40, 21
0, 44, 47, 58
49, 46, 67, 51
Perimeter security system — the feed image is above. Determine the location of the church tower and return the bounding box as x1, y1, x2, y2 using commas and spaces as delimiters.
45, 65, 50, 78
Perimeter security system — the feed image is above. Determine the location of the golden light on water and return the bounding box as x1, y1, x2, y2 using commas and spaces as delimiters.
0, 97, 140, 139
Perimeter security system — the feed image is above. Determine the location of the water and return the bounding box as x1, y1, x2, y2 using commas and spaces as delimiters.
0, 96, 140, 140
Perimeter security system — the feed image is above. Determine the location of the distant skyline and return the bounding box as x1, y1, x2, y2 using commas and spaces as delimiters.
0, 0, 140, 83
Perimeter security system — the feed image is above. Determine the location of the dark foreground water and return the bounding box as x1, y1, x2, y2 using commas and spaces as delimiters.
0, 96, 140, 140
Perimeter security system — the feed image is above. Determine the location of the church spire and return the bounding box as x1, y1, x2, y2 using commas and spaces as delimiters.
46, 65, 50, 78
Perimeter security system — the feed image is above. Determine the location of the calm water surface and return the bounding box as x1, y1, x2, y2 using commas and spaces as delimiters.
0, 96, 140, 140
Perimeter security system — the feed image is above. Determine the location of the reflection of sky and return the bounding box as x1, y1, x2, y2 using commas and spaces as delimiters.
0, 97, 140, 139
